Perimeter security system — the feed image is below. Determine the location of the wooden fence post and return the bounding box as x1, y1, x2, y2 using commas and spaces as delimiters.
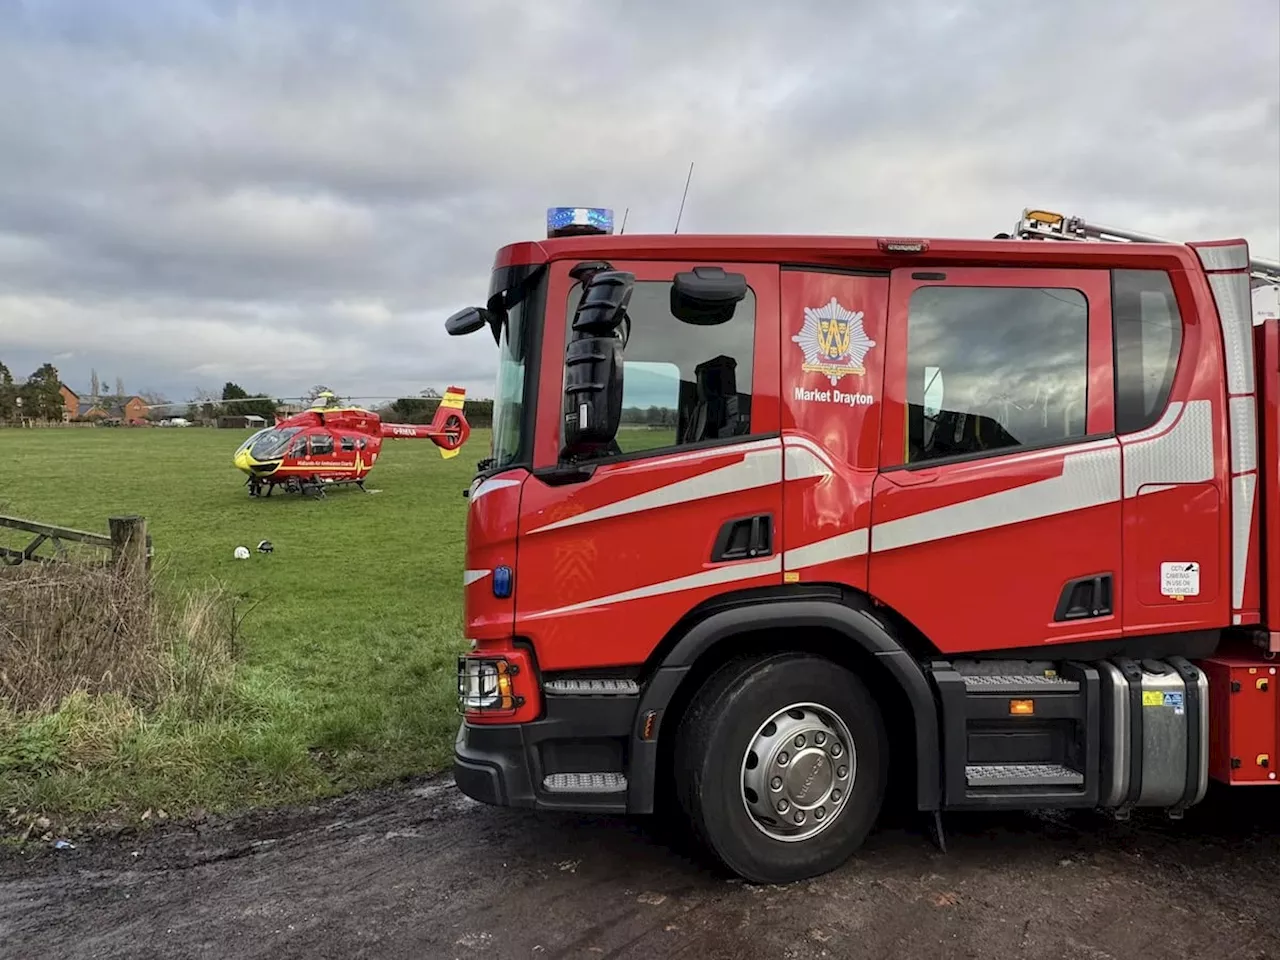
108, 515, 148, 584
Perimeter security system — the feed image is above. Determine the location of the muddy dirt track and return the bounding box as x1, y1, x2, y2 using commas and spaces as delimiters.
2, 775, 1277, 960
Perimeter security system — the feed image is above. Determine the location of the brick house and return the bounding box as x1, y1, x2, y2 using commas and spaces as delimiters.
61, 386, 150, 423
119, 396, 148, 422
59, 383, 79, 421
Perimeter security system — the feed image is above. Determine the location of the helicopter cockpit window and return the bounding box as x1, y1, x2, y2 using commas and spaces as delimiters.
237, 428, 272, 456
310, 434, 334, 456
340, 436, 355, 453
249, 426, 300, 460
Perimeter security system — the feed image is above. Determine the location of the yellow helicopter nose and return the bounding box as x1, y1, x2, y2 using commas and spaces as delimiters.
233, 449, 252, 473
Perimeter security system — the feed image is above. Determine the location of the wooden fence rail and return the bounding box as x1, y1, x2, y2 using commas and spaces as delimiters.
0, 514, 152, 576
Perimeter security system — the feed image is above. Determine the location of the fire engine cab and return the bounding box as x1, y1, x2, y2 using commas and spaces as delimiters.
447, 206, 1280, 884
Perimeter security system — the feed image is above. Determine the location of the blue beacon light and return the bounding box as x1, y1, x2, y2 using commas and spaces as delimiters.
492, 565, 513, 599
547, 207, 614, 239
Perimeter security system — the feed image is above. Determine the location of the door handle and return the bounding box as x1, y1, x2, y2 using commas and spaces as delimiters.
711, 514, 773, 562
881, 468, 940, 488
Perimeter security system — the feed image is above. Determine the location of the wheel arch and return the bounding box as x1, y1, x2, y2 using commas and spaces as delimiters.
626, 587, 942, 816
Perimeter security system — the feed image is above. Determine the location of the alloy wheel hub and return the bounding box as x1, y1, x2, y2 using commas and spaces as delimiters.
740, 702, 856, 842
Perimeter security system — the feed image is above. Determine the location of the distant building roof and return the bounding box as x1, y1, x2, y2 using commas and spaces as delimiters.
76, 396, 145, 419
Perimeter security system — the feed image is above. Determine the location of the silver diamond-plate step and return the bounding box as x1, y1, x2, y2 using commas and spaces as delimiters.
965, 763, 1084, 787
543, 678, 640, 696
961, 674, 1079, 693
542, 772, 628, 793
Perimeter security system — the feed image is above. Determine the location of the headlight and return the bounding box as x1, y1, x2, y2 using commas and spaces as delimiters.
457, 656, 522, 713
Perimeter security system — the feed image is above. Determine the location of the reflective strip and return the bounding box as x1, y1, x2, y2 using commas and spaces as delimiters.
1123, 400, 1182, 443
784, 444, 833, 481
463, 569, 491, 586
782, 435, 836, 469
471, 477, 522, 502
1229, 396, 1259, 474
1199, 244, 1259, 617
1122, 400, 1215, 498
784, 529, 868, 570
1195, 243, 1251, 272
522, 555, 781, 619
871, 445, 1121, 553
526, 441, 782, 534
1207, 271, 1256, 395
1232, 473, 1257, 610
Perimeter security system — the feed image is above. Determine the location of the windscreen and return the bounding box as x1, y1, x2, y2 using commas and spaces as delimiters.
484, 264, 544, 473
249, 427, 300, 460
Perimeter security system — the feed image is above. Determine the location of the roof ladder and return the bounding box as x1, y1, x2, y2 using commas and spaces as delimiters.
1011, 208, 1280, 285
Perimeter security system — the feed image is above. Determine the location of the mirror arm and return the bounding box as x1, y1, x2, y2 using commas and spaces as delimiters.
533, 462, 597, 486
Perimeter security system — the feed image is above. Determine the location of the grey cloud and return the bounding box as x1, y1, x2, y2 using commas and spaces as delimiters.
0, 0, 1276, 405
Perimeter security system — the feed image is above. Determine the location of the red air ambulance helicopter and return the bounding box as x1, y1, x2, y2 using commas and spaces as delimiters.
231, 387, 470, 497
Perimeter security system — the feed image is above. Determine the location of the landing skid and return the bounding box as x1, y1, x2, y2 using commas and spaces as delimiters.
246, 475, 372, 499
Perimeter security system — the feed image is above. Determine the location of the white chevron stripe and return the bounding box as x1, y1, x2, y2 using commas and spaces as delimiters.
463, 568, 492, 586
784, 529, 868, 570
525, 440, 782, 534
524, 436, 842, 536
471, 477, 522, 502
522, 555, 782, 619
784, 437, 834, 480
871, 444, 1121, 553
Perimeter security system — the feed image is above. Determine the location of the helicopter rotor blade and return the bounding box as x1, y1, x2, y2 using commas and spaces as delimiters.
141, 389, 476, 411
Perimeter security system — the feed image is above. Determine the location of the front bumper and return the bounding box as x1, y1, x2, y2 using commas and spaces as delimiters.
453, 720, 538, 807
453, 687, 643, 813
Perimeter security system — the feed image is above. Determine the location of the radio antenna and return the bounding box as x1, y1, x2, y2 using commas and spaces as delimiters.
619, 207, 629, 235
674, 161, 694, 234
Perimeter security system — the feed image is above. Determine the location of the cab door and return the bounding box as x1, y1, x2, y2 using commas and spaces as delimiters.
868, 266, 1123, 654
777, 266, 891, 592
514, 259, 781, 672
1112, 267, 1228, 634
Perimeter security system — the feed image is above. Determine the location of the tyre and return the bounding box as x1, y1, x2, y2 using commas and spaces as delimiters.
672, 652, 888, 884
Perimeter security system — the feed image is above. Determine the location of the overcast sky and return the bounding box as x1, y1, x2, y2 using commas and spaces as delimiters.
1, 0, 1277, 407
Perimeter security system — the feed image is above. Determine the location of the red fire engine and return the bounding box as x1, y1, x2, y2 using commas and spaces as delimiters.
447, 205, 1280, 884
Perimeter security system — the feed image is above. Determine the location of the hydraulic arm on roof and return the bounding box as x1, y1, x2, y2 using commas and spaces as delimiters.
1014, 208, 1280, 284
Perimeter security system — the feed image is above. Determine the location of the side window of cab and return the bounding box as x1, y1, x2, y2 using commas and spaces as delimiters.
564, 279, 757, 458
905, 285, 1090, 464
1111, 269, 1182, 434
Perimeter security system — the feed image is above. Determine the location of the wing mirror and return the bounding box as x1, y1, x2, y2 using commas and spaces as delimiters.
447, 302, 509, 346
560, 264, 635, 460
445, 306, 498, 337
671, 266, 748, 325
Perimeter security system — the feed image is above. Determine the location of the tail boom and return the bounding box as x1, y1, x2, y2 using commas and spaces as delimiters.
379, 386, 470, 458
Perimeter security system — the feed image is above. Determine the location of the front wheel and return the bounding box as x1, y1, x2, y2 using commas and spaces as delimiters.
672, 653, 888, 884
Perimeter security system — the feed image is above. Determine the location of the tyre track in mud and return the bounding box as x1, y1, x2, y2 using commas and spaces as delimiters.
1, 775, 1277, 960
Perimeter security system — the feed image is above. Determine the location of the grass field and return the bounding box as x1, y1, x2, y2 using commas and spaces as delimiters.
0, 425, 488, 827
